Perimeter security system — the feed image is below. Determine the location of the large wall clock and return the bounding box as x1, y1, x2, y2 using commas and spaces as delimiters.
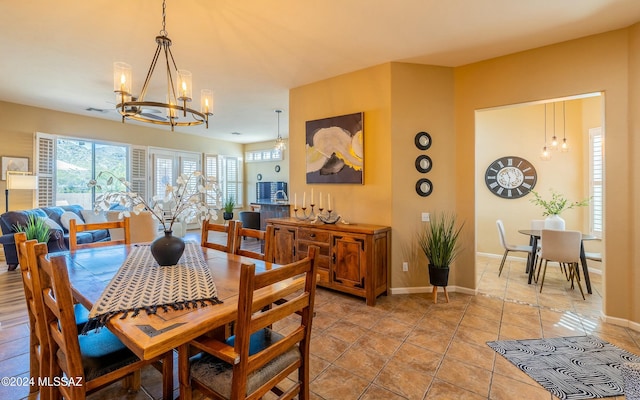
485, 156, 537, 199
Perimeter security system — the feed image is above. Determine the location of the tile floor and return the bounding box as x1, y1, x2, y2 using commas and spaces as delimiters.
1, 253, 639, 399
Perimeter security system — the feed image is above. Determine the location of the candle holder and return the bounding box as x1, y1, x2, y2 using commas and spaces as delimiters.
293, 204, 316, 221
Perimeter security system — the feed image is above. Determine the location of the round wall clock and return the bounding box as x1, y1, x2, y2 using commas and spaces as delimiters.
414, 131, 432, 150
415, 155, 432, 173
415, 178, 433, 197
484, 156, 537, 199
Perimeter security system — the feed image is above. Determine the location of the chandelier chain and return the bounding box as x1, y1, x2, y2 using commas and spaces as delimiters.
160, 0, 168, 36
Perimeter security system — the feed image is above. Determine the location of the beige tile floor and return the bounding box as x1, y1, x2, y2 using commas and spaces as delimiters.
1, 253, 639, 399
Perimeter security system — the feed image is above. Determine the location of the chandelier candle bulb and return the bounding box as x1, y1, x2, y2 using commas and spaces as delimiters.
201, 89, 213, 115
113, 62, 132, 94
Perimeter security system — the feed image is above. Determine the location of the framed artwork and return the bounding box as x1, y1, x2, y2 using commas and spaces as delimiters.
1, 156, 29, 180
305, 112, 364, 184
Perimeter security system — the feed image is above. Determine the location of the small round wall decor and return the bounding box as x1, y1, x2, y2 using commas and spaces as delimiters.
414, 131, 432, 150
415, 155, 432, 173
415, 178, 433, 197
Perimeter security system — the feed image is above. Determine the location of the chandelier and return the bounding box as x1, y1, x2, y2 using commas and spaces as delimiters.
274, 109, 286, 151
113, 0, 212, 131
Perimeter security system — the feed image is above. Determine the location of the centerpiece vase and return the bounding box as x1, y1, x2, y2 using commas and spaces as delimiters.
150, 230, 185, 266
544, 214, 566, 230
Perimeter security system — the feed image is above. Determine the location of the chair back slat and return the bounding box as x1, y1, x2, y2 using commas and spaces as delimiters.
201, 219, 236, 252
69, 217, 131, 251
234, 223, 274, 261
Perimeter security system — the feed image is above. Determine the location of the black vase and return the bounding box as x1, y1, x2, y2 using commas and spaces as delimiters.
428, 264, 450, 287
150, 230, 185, 266
223, 212, 234, 220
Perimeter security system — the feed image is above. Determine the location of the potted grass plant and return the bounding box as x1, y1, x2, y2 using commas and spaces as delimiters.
13, 214, 51, 243
417, 212, 464, 287
223, 196, 235, 220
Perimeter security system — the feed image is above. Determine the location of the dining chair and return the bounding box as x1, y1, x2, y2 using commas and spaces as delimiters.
68, 217, 131, 251
538, 229, 586, 299
178, 246, 319, 400
201, 219, 236, 252
233, 222, 274, 262
15, 233, 90, 398
496, 220, 533, 276
33, 243, 174, 399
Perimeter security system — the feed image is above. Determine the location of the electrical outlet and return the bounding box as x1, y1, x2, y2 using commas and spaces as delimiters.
402, 262, 409, 272
421, 212, 430, 222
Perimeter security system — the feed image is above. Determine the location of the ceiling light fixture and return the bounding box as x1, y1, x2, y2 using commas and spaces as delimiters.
113, 0, 212, 131
541, 104, 551, 160
560, 101, 569, 152
550, 102, 558, 150
274, 109, 286, 151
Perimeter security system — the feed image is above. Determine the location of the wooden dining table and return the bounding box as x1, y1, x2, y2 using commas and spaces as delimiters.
60, 243, 302, 361
518, 229, 595, 294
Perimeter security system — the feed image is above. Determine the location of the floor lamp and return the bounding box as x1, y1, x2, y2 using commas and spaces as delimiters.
5, 171, 38, 212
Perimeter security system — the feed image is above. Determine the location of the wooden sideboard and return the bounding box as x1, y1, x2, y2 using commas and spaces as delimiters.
266, 217, 391, 306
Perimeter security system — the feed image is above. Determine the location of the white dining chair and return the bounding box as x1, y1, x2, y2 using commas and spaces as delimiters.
538, 229, 586, 299
496, 220, 534, 276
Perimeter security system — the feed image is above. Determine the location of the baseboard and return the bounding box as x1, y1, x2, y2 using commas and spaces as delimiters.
602, 314, 640, 333
390, 285, 477, 296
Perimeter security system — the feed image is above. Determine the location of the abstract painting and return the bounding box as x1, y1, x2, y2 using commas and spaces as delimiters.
1, 156, 29, 180
305, 112, 363, 184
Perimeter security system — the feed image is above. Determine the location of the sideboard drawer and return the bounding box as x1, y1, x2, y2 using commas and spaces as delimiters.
297, 228, 330, 243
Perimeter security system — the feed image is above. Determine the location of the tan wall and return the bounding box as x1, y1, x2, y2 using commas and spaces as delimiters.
389, 63, 456, 289
0, 101, 243, 212
243, 140, 290, 209
456, 28, 634, 323
628, 23, 640, 326
289, 63, 393, 226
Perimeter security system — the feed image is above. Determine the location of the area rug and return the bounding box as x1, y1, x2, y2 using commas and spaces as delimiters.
487, 335, 640, 399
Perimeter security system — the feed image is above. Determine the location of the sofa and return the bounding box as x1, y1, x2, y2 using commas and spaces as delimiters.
0, 205, 110, 270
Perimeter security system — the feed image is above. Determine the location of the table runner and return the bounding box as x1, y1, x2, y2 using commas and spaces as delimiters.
84, 242, 222, 331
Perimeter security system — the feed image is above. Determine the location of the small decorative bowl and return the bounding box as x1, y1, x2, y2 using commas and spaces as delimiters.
317, 213, 341, 224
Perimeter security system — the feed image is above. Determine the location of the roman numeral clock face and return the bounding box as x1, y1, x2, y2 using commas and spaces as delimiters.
485, 156, 537, 199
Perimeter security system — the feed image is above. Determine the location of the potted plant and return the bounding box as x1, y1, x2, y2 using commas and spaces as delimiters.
13, 214, 51, 243
223, 196, 235, 220
530, 189, 589, 230
417, 212, 464, 287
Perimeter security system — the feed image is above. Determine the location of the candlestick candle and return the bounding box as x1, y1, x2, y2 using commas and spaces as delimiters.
294, 193, 297, 209
319, 192, 323, 208
328, 194, 331, 210
311, 188, 314, 204
303, 192, 306, 208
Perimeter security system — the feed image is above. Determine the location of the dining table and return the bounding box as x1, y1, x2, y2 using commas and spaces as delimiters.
60, 243, 302, 361
518, 229, 595, 294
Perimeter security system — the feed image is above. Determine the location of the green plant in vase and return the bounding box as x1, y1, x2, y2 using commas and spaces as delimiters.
417, 212, 464, 291
530, 189, 590, 230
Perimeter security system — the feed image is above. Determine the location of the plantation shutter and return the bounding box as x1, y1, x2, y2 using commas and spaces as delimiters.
130, 146, 148, 204
35, 132, 55, 207
204, 154, 219, 207
589, 127, 603, 237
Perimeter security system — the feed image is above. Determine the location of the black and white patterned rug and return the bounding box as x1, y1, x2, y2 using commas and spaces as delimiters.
85, 242, 221, 331
487, 335, 640, 399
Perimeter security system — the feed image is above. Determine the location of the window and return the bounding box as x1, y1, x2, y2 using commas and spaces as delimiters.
589, 127, 603, 238
36, 133, 129, 209
244, 148, 282, 162
204, 154, 243, 208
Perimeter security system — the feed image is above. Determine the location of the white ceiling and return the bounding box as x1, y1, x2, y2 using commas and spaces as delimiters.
1, 0, 640, 144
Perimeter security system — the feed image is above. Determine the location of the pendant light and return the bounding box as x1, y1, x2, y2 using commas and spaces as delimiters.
541, 104, 551, 160
550, 102, 558, 150
274, 109, 286, 151
560, 101, 569, 152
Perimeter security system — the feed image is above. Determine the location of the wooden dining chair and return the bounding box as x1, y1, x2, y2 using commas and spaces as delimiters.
33, 244, 174, 399
15, 233, 90, 398
496, 220, 533, 276
178, 246, 319, 400
201, 219, 236, 252
538, 229, 586, 299
233, 222, 274, 262
68, 217, 131, 251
